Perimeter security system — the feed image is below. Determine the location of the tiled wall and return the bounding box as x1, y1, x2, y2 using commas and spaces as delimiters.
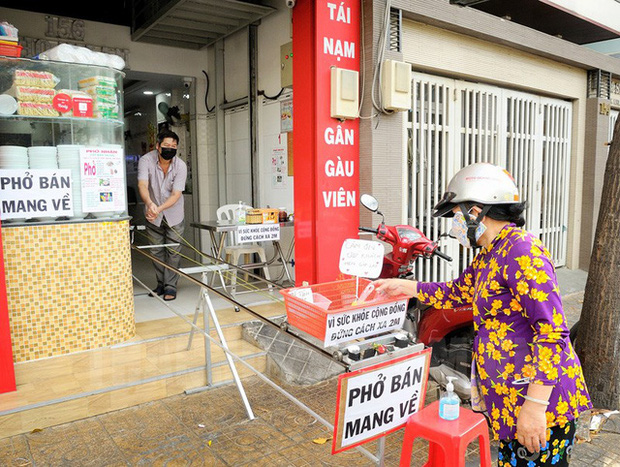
2, 220, 135, 362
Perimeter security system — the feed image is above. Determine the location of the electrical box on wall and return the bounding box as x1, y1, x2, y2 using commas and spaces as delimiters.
281, 41, 293, 88
381, 59, 412, 111
330, 67, 359, 120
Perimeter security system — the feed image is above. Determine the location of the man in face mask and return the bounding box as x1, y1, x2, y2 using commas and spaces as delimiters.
137, 129, 188, 301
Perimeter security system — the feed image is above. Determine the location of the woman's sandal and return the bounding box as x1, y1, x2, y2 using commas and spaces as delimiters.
163, 288, 177, 301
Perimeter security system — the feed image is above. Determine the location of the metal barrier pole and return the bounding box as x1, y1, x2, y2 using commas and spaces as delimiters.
132, 245, 347, 366
202, 290, 213, 387
131, 274, 377, 464
186, 291, 203, 351
203, 290, 254, 419
377, 437, 386, 467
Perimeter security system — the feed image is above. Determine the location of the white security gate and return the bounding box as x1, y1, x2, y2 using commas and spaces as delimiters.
408, 73, 573, 281
538, 100, 572, 266
409, 74, 455, 282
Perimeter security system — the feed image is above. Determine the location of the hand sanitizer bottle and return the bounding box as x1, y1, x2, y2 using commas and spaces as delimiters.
439, 377, 460, 420
236, 201, 246, 224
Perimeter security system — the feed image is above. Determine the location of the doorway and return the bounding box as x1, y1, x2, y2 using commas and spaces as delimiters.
123, 70, 199, 292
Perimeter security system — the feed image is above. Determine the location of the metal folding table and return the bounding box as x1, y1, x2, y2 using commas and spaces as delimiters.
191, 219, 295, 287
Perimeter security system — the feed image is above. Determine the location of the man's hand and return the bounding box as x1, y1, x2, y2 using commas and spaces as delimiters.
146, 202, 159, 222
516, 401, 548, 453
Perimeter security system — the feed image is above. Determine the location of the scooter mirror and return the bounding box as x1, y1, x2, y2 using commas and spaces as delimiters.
360, 194, 379, 212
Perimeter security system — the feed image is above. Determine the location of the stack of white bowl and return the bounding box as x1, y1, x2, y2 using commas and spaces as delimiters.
28, 146, 58, 220
57, 145, 85, 219
0, 146, 29, 222
28, 146, 58, 169
0, 145, 29, 169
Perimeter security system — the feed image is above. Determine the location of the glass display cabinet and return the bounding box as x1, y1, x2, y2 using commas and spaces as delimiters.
0, 56, 127, 223
0, 56, 134, 363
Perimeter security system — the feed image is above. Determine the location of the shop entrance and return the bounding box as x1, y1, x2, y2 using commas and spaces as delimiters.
123, 70, 198, 287
407, 72, 573, 282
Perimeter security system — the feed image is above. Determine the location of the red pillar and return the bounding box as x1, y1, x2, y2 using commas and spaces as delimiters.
293, 0, 360, 285
0, 223, 16, 393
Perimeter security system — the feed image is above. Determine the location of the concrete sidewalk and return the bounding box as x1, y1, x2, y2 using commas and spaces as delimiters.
2, 268, 619, 466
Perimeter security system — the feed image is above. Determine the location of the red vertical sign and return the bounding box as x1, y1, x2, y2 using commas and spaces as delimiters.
0, 223, 16, 393
293, 0, 360, 284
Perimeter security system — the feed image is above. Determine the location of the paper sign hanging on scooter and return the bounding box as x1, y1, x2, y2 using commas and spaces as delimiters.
339, 239, 384, 278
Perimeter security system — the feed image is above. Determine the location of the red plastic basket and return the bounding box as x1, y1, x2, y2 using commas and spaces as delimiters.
280, 278, 409, 341
0, 43, 22, 58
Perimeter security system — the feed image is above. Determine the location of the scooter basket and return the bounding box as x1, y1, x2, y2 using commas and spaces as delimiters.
280, 278, 408, 342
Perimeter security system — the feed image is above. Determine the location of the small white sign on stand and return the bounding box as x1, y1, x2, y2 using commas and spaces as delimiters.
237, 224, 281, 244
316, 238, 408, 347
339, 239, 384, 278
323, 300, 408, 347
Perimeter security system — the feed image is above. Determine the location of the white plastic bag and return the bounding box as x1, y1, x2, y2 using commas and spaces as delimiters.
39, 44, 125, 70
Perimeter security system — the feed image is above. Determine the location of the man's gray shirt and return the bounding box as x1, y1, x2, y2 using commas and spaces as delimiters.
137, 150, 187, 227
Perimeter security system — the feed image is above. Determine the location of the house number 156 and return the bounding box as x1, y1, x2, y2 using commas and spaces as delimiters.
44, 16, 85, 41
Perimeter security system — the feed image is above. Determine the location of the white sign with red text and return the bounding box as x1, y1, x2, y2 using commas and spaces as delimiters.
332, 348, 431, 453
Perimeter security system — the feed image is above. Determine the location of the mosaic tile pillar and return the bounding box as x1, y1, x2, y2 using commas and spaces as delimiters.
2, 220, 135, 362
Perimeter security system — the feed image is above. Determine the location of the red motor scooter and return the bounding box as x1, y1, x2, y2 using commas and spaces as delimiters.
359, 194, 474, 400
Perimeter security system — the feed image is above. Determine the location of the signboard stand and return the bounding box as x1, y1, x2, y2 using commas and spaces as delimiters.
332, 347, 432, 457
339, 238, 385, 306
330, 239, 431, 462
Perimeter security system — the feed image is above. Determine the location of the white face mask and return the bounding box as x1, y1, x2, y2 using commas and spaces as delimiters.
449, 211, 487, 248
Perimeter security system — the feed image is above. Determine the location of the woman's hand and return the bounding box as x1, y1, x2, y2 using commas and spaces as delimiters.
374, 278, 418, 298
516, 401, 548, 453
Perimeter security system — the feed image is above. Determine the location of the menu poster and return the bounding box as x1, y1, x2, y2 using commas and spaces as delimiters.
79, 146, 125, 212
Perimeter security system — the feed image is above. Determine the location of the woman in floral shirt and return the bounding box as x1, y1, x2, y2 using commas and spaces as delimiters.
376, 163, 591, 466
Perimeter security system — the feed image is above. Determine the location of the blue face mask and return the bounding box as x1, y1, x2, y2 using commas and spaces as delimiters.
449, 211, 487, 248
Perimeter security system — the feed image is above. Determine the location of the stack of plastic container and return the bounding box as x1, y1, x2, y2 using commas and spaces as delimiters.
0, 21, 22, 57
11, 69, 59, 117
78, 76, 119, 120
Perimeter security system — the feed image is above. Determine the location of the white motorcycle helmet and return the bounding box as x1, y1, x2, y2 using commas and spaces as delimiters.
433, 163, 521, 247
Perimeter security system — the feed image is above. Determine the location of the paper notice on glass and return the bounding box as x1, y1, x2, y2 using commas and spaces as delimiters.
79, 146, 126, 212
280, 99, 293, 133
271, 139, 287, 189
